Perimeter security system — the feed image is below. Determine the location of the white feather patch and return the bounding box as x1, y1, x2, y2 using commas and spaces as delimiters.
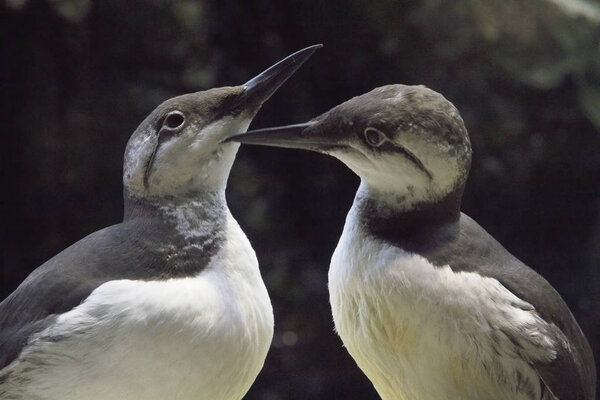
3, 213, 273, 400
329, 211, 556, 400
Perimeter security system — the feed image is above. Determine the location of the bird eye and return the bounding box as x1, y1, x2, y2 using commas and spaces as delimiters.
163, 111, 186, 131
364, 127, 386, 147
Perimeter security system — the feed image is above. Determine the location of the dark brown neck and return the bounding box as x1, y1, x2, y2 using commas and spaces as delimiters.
122, 189, 227, 222
354, 183, 463, 249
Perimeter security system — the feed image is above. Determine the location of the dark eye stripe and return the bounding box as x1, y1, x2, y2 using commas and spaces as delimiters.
379, 142, 433, 181
143, 141, 160, 189
145, 111, 186, 188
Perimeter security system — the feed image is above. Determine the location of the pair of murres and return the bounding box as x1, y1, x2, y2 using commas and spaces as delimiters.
1, 44, 595, 400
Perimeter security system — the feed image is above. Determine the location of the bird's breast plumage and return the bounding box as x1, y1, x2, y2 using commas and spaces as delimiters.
1, 213, 273, 400
329, 210, 558, 400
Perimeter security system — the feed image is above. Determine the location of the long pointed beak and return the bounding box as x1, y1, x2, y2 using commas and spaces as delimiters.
232, 44, 322, 112
225, 121, 338, 152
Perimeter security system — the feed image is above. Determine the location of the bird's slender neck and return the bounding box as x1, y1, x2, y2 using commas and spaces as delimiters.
123, 189, 227, 222
353, 182, 462, 246
120, 189, 229, 279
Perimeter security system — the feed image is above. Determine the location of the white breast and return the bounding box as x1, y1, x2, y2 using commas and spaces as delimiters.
5, 213, 273, 400
328, 212, 556, 400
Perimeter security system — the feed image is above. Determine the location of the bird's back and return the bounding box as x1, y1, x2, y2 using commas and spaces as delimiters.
0, 219, 167, 369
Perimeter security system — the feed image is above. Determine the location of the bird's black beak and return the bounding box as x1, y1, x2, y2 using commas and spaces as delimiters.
225, 121, 339, 152
232, 44, 322, 113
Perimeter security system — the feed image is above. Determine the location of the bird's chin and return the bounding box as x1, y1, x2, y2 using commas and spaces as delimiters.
217, 140, 241, 166
198, 143, 241, 191
312, 144, 345, 156
326, 146, 366, 168
220, 139, 241, 151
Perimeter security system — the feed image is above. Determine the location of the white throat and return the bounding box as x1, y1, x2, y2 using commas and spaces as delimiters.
328, 209, 556, 400
123, 116, 251, 199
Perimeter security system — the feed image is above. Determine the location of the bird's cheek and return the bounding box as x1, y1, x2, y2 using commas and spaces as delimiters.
335, 150, 373, 176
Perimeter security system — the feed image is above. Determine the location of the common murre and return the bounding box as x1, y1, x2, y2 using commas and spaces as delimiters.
227, 84, 596, 400
0, 44, 321, 400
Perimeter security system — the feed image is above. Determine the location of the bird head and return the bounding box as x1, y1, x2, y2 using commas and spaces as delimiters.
227, 85, 471, 212
123, 45, 321, 200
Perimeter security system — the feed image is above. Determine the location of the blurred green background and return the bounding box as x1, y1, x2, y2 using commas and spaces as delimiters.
2, 0, 600, 398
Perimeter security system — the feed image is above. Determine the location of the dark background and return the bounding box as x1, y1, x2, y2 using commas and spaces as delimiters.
2, 0, 600, 398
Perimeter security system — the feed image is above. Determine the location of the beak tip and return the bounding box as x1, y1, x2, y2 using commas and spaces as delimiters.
307, 43, 324, 51
235, 44, 323, 114
289, 43, 323, 64
243, 44, 323, 88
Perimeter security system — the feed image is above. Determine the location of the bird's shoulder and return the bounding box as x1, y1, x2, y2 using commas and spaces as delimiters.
0, 216, 216, 369
414, 213, 596, 400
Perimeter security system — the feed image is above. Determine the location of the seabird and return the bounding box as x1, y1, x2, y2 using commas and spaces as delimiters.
227, 84, 597, 400
0, 44, 321, 400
